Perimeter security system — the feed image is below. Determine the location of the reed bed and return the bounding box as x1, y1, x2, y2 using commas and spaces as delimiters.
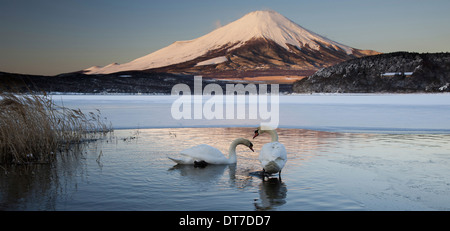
0, 93, 112, 164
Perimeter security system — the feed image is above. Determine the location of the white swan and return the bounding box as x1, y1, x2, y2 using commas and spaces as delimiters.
253, 127, 287, 177
169, 138, 254, 165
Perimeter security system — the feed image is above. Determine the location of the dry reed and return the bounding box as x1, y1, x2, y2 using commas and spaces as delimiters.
0, 92, 112, 164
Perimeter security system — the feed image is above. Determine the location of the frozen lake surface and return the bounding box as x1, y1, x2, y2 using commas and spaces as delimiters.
52, 93, 450, 133
1, 94, 450, 210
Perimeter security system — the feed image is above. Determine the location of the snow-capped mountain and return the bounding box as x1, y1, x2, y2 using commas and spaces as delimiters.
84, 10, 379, 75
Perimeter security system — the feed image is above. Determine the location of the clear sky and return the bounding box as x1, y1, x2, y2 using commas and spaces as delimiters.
1, 0, 450, 75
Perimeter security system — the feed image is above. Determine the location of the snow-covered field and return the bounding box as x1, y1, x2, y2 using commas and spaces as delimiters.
53, 93, 450, 134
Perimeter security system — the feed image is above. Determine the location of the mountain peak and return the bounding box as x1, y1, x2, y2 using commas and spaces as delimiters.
240, 10, 293, 23
240, 10, 284, 20
239, 10, 295, 26
220, 10, 353, 53
84, 10, 375, 75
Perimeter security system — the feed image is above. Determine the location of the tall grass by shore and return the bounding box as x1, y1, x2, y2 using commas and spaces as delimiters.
0, 93, 112, 165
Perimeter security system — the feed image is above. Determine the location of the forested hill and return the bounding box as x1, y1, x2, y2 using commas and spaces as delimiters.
293, 52, 450, 93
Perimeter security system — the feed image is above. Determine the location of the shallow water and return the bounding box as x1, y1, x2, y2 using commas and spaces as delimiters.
2, 127, 450, 211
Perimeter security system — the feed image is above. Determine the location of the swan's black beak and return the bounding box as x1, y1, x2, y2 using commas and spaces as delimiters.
249, 145, 254, 152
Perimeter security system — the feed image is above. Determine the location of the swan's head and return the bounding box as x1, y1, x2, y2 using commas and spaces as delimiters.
247, 140, 255, 152
237, 138, 254, 152
253, 126, 275, 139
253, 126, 265, 139
253, 128, 260, 139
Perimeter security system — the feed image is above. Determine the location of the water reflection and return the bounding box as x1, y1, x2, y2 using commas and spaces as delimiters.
254, 178, 287, 211
0, 145, 89, 210
0, 128, 343, 210
0, 164, 55, 210
169, 163, 288, 211
3, 127, 449, 210
168, 163, 255, 190
168, 164, 229, 184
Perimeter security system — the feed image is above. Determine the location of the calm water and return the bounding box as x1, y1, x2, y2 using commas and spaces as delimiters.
1, 127, 450, 211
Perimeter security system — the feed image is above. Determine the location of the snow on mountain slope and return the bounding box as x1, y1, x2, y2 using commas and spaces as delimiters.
195, 56, 228, 66
85, 11, 357, 74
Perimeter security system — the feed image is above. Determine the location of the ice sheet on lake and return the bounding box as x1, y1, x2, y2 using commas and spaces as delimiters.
52, 93, 450, 134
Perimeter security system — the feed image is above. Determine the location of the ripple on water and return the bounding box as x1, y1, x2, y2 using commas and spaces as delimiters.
2, 128, 450, 210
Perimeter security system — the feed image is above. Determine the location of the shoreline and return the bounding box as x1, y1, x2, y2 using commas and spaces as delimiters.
18, 91, 450, 96
109, 126, 450, 135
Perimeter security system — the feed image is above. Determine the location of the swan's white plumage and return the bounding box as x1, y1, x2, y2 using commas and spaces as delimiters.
259, 142, 287, 173
254, 127, 287, 174
169, 138, 253, 165
176, 144, 230, 164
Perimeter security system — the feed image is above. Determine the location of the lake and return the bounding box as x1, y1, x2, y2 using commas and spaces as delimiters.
1, 94, 450, 210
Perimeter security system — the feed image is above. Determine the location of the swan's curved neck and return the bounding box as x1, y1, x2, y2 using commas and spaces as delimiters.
228, 138, 246, 163
265, 130, 279, 142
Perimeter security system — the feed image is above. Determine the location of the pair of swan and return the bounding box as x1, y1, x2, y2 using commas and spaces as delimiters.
168, 127, 287, 178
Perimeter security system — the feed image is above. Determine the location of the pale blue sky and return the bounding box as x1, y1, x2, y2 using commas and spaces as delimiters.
1, 0, 449, 75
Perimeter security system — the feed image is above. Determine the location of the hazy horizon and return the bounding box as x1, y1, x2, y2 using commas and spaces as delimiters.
1, 0, 450, 76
